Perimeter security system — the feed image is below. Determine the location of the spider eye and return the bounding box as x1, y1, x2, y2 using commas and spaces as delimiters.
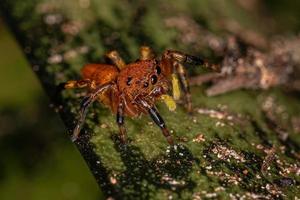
143, 82, 149, 88
151, 75, 158, 85
126, 77, 132, 86
155, 66, 161, 75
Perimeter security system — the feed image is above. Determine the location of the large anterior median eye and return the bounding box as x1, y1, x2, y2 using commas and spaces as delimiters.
151, 75, 158, 85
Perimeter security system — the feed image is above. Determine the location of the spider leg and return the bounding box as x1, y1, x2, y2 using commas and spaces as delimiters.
138, 99, 174, 145
139, 45, 155, 60
105, 50, 126, 70
116, 99, 127, 143
62, 79, 95, 89
161, 50, 219, 110
163, 50, 220, 71
171, 73, 181, 100
72, 83, 113, 141
56, 79, 95, 99
149, 106, 174, 145
167, 57, 181, 101
174, 62, 192, 113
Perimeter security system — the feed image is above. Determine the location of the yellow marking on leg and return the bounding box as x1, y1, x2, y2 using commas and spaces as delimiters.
64, 80, 91, 89
64, 81, 78, 89
160, 94, 177, 111
172, 74, 181, 100
90, 81, 97, 89
140, 46, 155, 60
106, 50, 126, 70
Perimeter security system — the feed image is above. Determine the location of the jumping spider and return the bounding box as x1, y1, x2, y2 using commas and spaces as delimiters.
62, 46, 217, 145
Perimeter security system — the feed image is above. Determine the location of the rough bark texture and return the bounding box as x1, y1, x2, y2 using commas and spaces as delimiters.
1, 0, 299, 199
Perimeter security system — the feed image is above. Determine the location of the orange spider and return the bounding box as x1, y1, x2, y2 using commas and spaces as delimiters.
63, 46, 218, 145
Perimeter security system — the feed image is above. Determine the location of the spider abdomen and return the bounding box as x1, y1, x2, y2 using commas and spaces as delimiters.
81, 64, 119, 86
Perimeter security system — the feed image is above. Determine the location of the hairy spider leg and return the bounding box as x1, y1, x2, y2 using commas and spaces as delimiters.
161, 50, 220, 112
175, 62, 192, 113
163, 50, 220, 71
140, 46, 155, 60
64, 79, 96, 89
162, 50, 205, 66
105, 50, 126, 70
138, 99, 174, 145
159, 50, 181, 101
72, 83, 113, 141
162, 50, 220, 71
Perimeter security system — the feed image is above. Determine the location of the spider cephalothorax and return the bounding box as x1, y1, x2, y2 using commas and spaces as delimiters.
63, 46, 218, 145
117, 59, 169, 106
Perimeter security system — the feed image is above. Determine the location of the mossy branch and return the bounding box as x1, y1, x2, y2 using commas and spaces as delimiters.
1, 0, 299, 199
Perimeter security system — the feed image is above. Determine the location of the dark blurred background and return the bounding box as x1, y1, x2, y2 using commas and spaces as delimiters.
0, 19, 101, 199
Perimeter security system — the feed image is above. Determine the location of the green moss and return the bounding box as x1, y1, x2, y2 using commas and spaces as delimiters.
85, 86, 300, 199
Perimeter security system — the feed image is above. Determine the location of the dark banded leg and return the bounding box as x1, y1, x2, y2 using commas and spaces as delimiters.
162, 50, 220, 72
72, 83, 112, 141
116, 100, 127, 143
149, 107, 174, 145
175, 62, 192, 113
138, 99, 174, 145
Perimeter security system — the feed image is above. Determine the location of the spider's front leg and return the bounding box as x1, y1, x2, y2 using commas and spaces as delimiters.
174, 62, 192, 113
162, 50, 220, 71
138, 99, 174, 145
161, 50, 220, 112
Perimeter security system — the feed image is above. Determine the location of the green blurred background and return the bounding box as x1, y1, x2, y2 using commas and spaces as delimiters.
0, 19, 101, 200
